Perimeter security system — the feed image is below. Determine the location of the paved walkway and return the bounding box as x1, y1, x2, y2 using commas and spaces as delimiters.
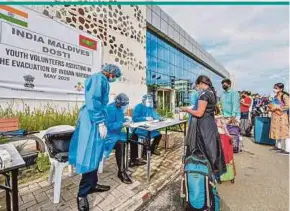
138, 137, 289, 211
218, 137, 289, 211
1, 136, 288, 211
0, 134, 184, 211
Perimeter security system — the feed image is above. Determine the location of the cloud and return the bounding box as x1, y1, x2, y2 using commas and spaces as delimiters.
160, 6, 289, 95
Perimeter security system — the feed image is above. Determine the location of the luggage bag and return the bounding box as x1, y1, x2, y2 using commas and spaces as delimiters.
226, 125, 241, 153
254, 117, 275, 145
181, 153, 220, 211
218, 134, 236, 184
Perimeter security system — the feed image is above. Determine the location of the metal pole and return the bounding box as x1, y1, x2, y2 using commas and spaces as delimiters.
11, 169, 19, 211
146, 131, 151, 182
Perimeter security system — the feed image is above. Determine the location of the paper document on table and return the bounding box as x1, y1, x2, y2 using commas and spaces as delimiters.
130, 122, 151, 128
163, 119, 175, 123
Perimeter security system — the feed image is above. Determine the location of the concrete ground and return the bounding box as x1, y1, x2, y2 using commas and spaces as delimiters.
139, 137, 289, 211
0, 135, 288, 211
0, 133, 184, 211
219, 137, 289, 211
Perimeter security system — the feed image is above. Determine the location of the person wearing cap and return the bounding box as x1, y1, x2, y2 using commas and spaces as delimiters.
220, 78, 241, 124
130, 94, 162, 167
69, 64, 121, 211
104, 93, 133, 184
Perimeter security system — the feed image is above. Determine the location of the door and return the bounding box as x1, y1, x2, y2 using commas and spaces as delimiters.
157, 89, 173, 113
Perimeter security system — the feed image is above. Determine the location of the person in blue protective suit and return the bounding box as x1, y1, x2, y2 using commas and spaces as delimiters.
129, 94, 162, 167
190, 86, 200, 110
104, 93, 133, 184
186, 86, 200, 121
69, 64, 121, 211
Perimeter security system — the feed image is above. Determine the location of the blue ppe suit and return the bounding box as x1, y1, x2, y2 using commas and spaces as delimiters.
132, 103, 161, 138
187, 90, 200, 122
190, 90, 200, 110
104, 103, 127, 158
69, 72, 110, 174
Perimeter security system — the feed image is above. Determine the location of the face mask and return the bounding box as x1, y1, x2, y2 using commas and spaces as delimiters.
121, 105, 128, 112
193, 85, 199, 91
273, 89, 279, 94
222, 85, 228, 90
108, 77, 116, 83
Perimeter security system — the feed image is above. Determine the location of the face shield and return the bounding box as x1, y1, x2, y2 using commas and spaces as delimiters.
145, 98, 153, 108
142, 95, 153, 108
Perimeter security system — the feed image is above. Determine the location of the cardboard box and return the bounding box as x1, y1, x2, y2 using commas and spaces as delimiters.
159, 131, 177, 149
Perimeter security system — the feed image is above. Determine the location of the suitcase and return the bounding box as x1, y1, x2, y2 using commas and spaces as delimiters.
226, 125, 241, 153
254, 117, 275, 145
220, 161, 235, 183
219, 134, 236, 184
219, 134, 233, 164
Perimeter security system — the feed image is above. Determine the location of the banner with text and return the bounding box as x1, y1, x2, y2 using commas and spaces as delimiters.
0, 5, 102, 98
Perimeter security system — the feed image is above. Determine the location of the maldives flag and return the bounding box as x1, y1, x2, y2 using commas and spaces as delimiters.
79, 35, 97, 50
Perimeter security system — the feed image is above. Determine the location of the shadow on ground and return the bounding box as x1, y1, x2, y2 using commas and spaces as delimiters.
138, 178, 231, 211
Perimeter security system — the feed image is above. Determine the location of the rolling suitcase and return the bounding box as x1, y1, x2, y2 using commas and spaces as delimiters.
219, 134, 233, 164
219, 134, 236, 184
254, 117, 275, 145
226, 125, 241, 153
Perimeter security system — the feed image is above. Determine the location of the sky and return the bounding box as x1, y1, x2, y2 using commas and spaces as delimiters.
160, 6, 289, 95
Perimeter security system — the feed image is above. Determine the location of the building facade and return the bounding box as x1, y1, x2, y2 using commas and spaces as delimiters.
0, 5, 229, 111
146, 6, 230, 111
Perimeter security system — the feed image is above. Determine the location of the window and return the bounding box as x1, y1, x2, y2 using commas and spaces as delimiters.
151, 40, 157, 58
146, 31, 224, 106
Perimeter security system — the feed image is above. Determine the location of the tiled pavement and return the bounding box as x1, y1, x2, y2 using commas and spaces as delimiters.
0, 134, 184, 211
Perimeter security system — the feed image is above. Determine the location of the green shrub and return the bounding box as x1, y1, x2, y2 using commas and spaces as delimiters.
157, 108, 174, 118
36, 153, 51, 172
0, 102, 79, 131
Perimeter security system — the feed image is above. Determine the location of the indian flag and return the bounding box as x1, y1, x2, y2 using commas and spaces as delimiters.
0, 6, 28, 28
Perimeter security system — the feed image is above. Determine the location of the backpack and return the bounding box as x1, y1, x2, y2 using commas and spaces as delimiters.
183, 153, 220, 211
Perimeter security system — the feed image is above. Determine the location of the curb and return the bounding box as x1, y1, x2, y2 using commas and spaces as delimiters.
114, 166, 181, 211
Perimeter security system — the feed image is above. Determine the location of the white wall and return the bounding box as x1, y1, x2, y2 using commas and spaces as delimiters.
0, 5, 147, 111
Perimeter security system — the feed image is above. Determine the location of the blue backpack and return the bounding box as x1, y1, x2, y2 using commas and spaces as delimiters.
183, 153, 220, 211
